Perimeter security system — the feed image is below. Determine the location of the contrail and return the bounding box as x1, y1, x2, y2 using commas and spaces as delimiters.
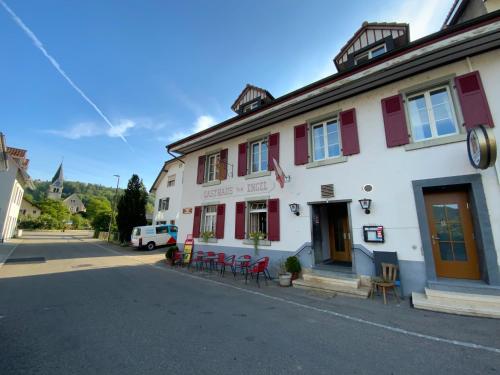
0, 0, 127, 144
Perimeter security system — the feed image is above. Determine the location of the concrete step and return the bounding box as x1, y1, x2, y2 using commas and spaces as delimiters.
412, 291, 500, 319
292, 279, 370, 298
302, 273, 360, 289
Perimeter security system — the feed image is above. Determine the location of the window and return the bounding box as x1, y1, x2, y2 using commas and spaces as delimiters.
158, 198, 169, 211
167, 175, 176, 187
354, 44, 386, 65
205, 153, 220, 182
406, 86, 458, 142
250, 139, 268, 173
248, 201, 267, 236
312, 118, 341, 161
202, 205, 217, 234
242, 99, 260, 113
156, 225, 168, 234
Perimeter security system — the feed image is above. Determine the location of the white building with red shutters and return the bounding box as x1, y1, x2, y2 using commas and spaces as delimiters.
163, 2, 500, 314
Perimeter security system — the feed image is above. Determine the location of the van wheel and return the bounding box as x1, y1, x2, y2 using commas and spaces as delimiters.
146, 242, 155, 251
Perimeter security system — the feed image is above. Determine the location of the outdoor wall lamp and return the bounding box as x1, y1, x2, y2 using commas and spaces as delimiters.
289, 203, 300, 216
358, 198, 372, 214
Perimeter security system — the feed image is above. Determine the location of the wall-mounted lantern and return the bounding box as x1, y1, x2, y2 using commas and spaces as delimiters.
358, 198, 372, 214
289, 203, 300, 216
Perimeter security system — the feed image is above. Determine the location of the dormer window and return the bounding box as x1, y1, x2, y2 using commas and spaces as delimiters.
354, 44, 387, 65
231, 84, 274, 114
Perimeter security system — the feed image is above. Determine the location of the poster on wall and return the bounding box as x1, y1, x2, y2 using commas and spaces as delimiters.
363, 226, 385, 243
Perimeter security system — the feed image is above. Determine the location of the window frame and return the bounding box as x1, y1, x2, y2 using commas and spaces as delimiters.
249, 138, 268, 174
405, 84, 460, 143
311, 117, 342, 162
247, 200, 268, 238
205, 152, 220, 182
167, 175, 176, 187
354, 43, 387, 65
201, 205, 217, 234
158, 197, 170, 212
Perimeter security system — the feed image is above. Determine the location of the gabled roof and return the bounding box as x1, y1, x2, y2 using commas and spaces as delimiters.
334, 21, 409, 63
149, 158, 183, 193
231, 84, 275, 112
6, 147, 27, 158
443, 0, 467, 29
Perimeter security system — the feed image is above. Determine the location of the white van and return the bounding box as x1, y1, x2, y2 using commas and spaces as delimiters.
130, 224, 178, 250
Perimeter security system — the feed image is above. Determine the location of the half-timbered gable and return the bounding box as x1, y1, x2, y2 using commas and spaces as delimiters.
231, 84, 274, 114
334, 21, 409, 72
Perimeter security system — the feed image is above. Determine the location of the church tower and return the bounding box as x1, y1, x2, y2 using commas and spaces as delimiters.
47, 163, 64, 200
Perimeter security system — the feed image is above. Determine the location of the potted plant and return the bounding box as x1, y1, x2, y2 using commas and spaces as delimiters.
249, 231, 265, 255
165, 245, 179, 266
277, 258, 292, 287
201, 231, 214, 243
285, 256, 301, 281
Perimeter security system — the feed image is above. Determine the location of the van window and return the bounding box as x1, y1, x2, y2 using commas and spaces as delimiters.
133, 228, 141, 236
156, 226, 168, 234
169, 226, 178, 233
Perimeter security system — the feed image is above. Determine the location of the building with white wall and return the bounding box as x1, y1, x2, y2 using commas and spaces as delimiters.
0, 135, 34, 241
160, 5, 500, 312
149, 158, 184, 226
63, 193, 86, 214
20, 198, 41, 218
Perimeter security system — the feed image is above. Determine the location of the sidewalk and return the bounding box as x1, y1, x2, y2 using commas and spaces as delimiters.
0, 240, 21, 267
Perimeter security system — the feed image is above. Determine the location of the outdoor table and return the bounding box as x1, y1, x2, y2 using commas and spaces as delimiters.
234, 256, 252, 276
202, 255, 218, 272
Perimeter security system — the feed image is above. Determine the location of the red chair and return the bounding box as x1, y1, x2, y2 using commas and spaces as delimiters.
245, 257, 270, 287
233, 255, 251, 278
191, 251, 204, 271
214, 252, 225, 271
219, 255, 235, 277
203, 251, 216, 271
173, 251, 183, 267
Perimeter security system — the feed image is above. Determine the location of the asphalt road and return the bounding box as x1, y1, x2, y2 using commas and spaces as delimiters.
1, 231, 499, 374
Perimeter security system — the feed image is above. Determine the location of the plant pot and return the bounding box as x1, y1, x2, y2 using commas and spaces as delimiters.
278, 273, 292, 287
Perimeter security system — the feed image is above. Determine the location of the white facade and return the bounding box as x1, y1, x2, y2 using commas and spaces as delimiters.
0, 157, 29, 241
150, 159, 184, 226
166, 17, 500, 295
63, 193, 86, 214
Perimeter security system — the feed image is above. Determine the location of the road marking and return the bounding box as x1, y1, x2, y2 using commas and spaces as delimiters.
0, 241, 21, 270
89, 240, 500, 355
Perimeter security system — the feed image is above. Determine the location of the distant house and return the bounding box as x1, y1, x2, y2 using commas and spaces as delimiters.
149, 158, 184, 226
63, 193, 86, 214
20, 198, 41, 218
0, 133, 34, 241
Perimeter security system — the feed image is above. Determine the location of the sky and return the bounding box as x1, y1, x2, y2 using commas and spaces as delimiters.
0, 0, 453, 190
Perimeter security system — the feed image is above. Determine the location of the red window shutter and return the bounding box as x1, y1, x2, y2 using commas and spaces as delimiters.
267, 198, 280, 241
294, 124, 308, 165
219, 149, 228, 180
455, 71, 494, 129
215, 204, 225, 239
196, 156, 206, 184
192, 206, 201, 238
381, 94, 409, 147
237, 143, 247, 177
339, 108, 360, 155
235, 201, 246, 239
268, 132, 280, 171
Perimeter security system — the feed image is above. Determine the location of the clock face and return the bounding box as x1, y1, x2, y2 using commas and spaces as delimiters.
468, 129, 481, 168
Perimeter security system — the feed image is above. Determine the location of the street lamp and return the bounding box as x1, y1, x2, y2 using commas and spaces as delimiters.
107, 174, 120, 242
358, 198, 372, 214
289, 203, 300, 216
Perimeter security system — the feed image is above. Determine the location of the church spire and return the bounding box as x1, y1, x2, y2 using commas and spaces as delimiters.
47, 162, 64, 200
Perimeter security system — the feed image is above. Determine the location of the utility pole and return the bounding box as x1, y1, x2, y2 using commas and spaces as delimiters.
107, 174, 120, 242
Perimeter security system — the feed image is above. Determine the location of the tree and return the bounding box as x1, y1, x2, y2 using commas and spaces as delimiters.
116, 174, 147, 242
92, 211, 112, 232
39, 199, 70, 229
85, 196, 112, 220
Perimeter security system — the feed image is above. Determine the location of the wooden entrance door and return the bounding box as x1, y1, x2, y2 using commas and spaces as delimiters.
329, 205, 352, 263
424, 190, 480, 280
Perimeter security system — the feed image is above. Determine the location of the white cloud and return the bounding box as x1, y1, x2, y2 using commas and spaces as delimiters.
46, 119, 136, 140
167, 115, 217, 142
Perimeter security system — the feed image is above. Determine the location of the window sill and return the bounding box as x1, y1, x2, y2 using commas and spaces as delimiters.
404, 133, 466, 151
242, 239, 271, 246
202, 180, 221, 187
245, 171, 271, 180
306, 156, 347, 169
197, 238, 218, 243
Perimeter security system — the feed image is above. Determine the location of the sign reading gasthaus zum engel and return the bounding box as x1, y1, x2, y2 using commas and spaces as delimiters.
202, 181, 275, 200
